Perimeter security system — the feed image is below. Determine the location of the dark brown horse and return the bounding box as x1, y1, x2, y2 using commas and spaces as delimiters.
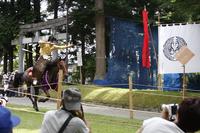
13, 59, 66, 111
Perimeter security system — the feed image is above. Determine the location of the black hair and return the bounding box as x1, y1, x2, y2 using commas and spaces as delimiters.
48, 36, 57, 42
176, 98, 200, 132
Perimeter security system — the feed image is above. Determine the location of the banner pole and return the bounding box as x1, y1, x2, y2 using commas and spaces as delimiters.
157, 11, 163, 91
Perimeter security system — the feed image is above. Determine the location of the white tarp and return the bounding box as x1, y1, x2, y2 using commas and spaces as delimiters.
158, 23, 200, 74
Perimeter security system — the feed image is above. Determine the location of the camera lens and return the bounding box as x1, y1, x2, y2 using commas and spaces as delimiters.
171, 104, 178, 115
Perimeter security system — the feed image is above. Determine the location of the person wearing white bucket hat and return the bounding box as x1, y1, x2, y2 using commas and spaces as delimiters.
40, 88, 90, 133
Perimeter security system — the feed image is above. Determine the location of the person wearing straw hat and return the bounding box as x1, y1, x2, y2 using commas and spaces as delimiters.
40, 88, 90, 133
32, 36, 73, 85
0, 106, 21, 133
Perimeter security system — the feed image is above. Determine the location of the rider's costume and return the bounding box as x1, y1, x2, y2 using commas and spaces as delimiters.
32, 41, 71, 84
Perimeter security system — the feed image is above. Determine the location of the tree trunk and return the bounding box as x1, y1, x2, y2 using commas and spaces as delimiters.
28, 0, 33, 67
8, 45, 14, 72
33, 0, 41, 61
94, 0, 106, 80
81, 37, 86, 84
54, 0, 59, 19
8, 0, 15, 72
33, 0, 41, 23
3, 52, 8, 74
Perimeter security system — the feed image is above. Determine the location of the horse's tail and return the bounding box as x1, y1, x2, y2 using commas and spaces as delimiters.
13, 72, 24, 88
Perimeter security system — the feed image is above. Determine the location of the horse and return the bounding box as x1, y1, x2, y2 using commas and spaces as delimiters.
12, 58, 66, 111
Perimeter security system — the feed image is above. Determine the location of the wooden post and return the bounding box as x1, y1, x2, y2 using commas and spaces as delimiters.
158, 74, 163, 90
182, 65, 186, 99
128, 74, 134, 119
57, 69, 63, 109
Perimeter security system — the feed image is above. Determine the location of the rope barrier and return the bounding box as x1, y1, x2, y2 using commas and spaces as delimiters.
87, 82, 200, 93
6, 88, 61, 101
2, 83, 199, 104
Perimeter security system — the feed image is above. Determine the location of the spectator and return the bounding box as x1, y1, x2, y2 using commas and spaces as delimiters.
40, 88, 90, 133
0, 106, 21, 133
136, 98, 200, 133
0, 95, 8, 107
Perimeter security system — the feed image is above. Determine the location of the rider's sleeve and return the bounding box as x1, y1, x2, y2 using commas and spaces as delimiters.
53, 44, 72, 50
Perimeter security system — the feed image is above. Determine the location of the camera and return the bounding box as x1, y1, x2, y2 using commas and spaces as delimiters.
161, 104, 179, 121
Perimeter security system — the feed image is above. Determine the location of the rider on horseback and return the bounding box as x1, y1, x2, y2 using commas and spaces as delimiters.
32, 36, 72, 85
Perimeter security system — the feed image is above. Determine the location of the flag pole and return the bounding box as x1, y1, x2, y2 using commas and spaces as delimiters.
157, 11, 163, 90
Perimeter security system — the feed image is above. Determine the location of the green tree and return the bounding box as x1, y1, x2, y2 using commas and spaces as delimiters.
0, 1, 18, 72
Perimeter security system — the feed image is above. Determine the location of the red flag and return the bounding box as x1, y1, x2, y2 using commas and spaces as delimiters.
142, 9, 151, 68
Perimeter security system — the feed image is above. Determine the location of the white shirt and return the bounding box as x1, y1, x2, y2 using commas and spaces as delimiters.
141, 117, 184, 133
40, 109, 89, 133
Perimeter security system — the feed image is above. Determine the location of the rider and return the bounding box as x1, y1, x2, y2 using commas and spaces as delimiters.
32, 36, 72, 85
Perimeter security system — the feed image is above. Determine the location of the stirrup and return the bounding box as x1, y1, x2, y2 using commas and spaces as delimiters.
33, 79, 38, 85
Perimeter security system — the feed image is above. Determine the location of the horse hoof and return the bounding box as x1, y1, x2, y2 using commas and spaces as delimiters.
35, 108, 39, 111
33, 105, 39, 111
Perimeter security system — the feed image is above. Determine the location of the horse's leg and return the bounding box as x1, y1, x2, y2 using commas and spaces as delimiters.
26, 86, 35, 108
33, 86, 39, 111
38, 71, 51, 103
27, 85, 39, 111
38, 89, 50, 103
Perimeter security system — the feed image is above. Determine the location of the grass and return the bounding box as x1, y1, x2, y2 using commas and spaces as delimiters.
6, 85, 200, 133
8, 105, 44, 133
8, 104, 142, 133
47, 84, 200, 111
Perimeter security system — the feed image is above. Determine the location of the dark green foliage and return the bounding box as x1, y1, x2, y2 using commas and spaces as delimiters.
187, 73, 200, 90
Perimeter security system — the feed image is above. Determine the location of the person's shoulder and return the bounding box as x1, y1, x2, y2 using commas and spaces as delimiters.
44, 110, 57, 117
69, 117, 89, 133
71, 117, 84, 123
69, 117, 86, 127
142, 117, 184, 133
143, 117, 164, 124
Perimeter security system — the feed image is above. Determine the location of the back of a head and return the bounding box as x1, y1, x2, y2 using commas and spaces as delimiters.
177, 98, 200, 132
48, 36, 57, 43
